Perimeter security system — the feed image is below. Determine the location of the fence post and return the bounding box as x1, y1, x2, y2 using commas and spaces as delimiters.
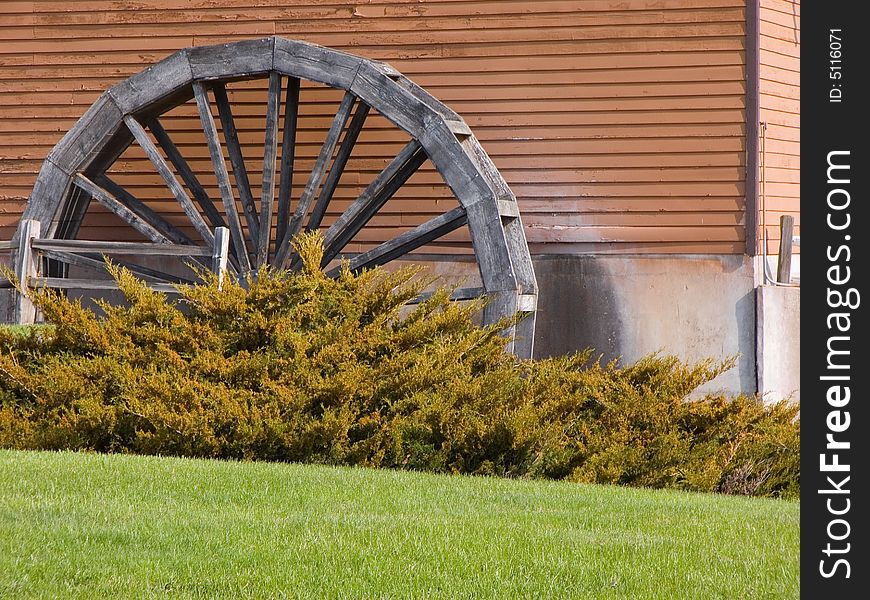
212, 226, 230, 289
14, 219, 40, 324
776, 215, 794, 284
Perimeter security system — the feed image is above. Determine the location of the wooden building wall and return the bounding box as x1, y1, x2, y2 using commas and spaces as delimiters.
1, 0, 750, 255
758, 0, 799, 257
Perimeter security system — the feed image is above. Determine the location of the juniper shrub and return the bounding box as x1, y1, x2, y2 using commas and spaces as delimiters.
0, 233, 799, 498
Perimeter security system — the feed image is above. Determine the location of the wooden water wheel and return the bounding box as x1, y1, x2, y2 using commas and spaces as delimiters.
12, 37, 537, 356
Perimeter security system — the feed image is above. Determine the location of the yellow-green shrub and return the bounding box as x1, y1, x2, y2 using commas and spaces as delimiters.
0, 234, 799, 498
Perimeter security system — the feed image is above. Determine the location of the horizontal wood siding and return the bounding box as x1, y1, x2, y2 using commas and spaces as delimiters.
758, 0, 799, 256
1, 0, 748, 255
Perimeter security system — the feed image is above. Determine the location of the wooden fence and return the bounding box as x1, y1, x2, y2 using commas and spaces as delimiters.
1, 220, 230, 324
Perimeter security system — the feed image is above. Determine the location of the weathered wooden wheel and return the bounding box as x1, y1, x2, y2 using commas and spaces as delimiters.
14, 37, 537, 356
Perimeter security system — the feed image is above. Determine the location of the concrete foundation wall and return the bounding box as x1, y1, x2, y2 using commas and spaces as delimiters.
531, 254, 758, 397
399, 253, 760, 397
756, 285, 800, 403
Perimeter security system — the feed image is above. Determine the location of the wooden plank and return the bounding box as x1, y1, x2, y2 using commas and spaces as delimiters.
279, 90, 356, 264
7, 34, 745, 62
37, 186, 77, 280
512, 293, 537, 358
213, 82, 260, 247
276, 76, 300, 248
502, 213, 537, 294
527, 212, 743, 227
145, 116, 225, 228
395, 74, 464, 124
273, 37, 363, 90
776, 214, 794, 283
186, 37, 274, 81
334, 206, 468, 275
33, 277, 179, 293
123, 115, 215, 247
350, 61, 430, 137
269, 22, 746, 48
211, 226, 230, 288
525, 225, 743, 243
52, 185, 91, 248
73, 173, 172, 245
106, 48, 192, 114
82, 126, 134, 185
306, 100, 370, 232
19, 159, 72, 239
424, 119, 520, 295
464, 136, 513, 199
192, 81, 252, 272
31, 239, 212, 257
94, 175, 194, 246
46, 91, 123, 175
463, 134, 536, 295
257, 71, 281, 267
4, 1, 746, 20
14, 219, 39, 324
321, 140, 427, 266
39, 248, 195, 285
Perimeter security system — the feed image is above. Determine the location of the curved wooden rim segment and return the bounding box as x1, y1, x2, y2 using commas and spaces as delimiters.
15, 36, 538, 356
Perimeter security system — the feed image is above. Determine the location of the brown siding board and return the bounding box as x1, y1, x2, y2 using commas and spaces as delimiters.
0, 51, 746, 78
759, 65, 799, 88
757, 19, 799, 43
759, 51, 798, 73
527, 241, 745, 254
6, 38, 746, 63
268, 25, 747, 47
18, 0, 746, 16
1, 79, 745, 100
1, 0, 749, 255
525, 225, 743, 243
757, 0, 798, 256
17, 8, 749, 30
758, 32, 801, 57
0, 94, 748, 113
758, 79, 799, 102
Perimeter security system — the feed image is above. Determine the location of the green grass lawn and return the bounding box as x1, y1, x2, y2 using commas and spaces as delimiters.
0, 450, 798, 599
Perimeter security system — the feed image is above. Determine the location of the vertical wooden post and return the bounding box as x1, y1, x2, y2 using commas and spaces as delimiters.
212, 227, 230, 289
14, 219, 40, 324
776, 215, 794, 284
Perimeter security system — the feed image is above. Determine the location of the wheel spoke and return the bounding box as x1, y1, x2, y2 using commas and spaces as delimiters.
192, 82, 253, 272
46, 185, 92, 277
40, 249, 196, 285
74, 173, 172, 245
94, 174, 193, 245
277, 90, 357, 267
276, 77, 300, 251
306, 100, 370, 233
320, 140, 426, 266
34, 277, 179, 294
213, 83, 260, 248
124, 115, 215, 247
257, 71, 282, 268
54, 185, 91, 241
145, 117, 225, 229
327, 206, 468, 276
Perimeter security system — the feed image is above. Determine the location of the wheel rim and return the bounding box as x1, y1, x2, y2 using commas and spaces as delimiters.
16, 36, 538, 357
